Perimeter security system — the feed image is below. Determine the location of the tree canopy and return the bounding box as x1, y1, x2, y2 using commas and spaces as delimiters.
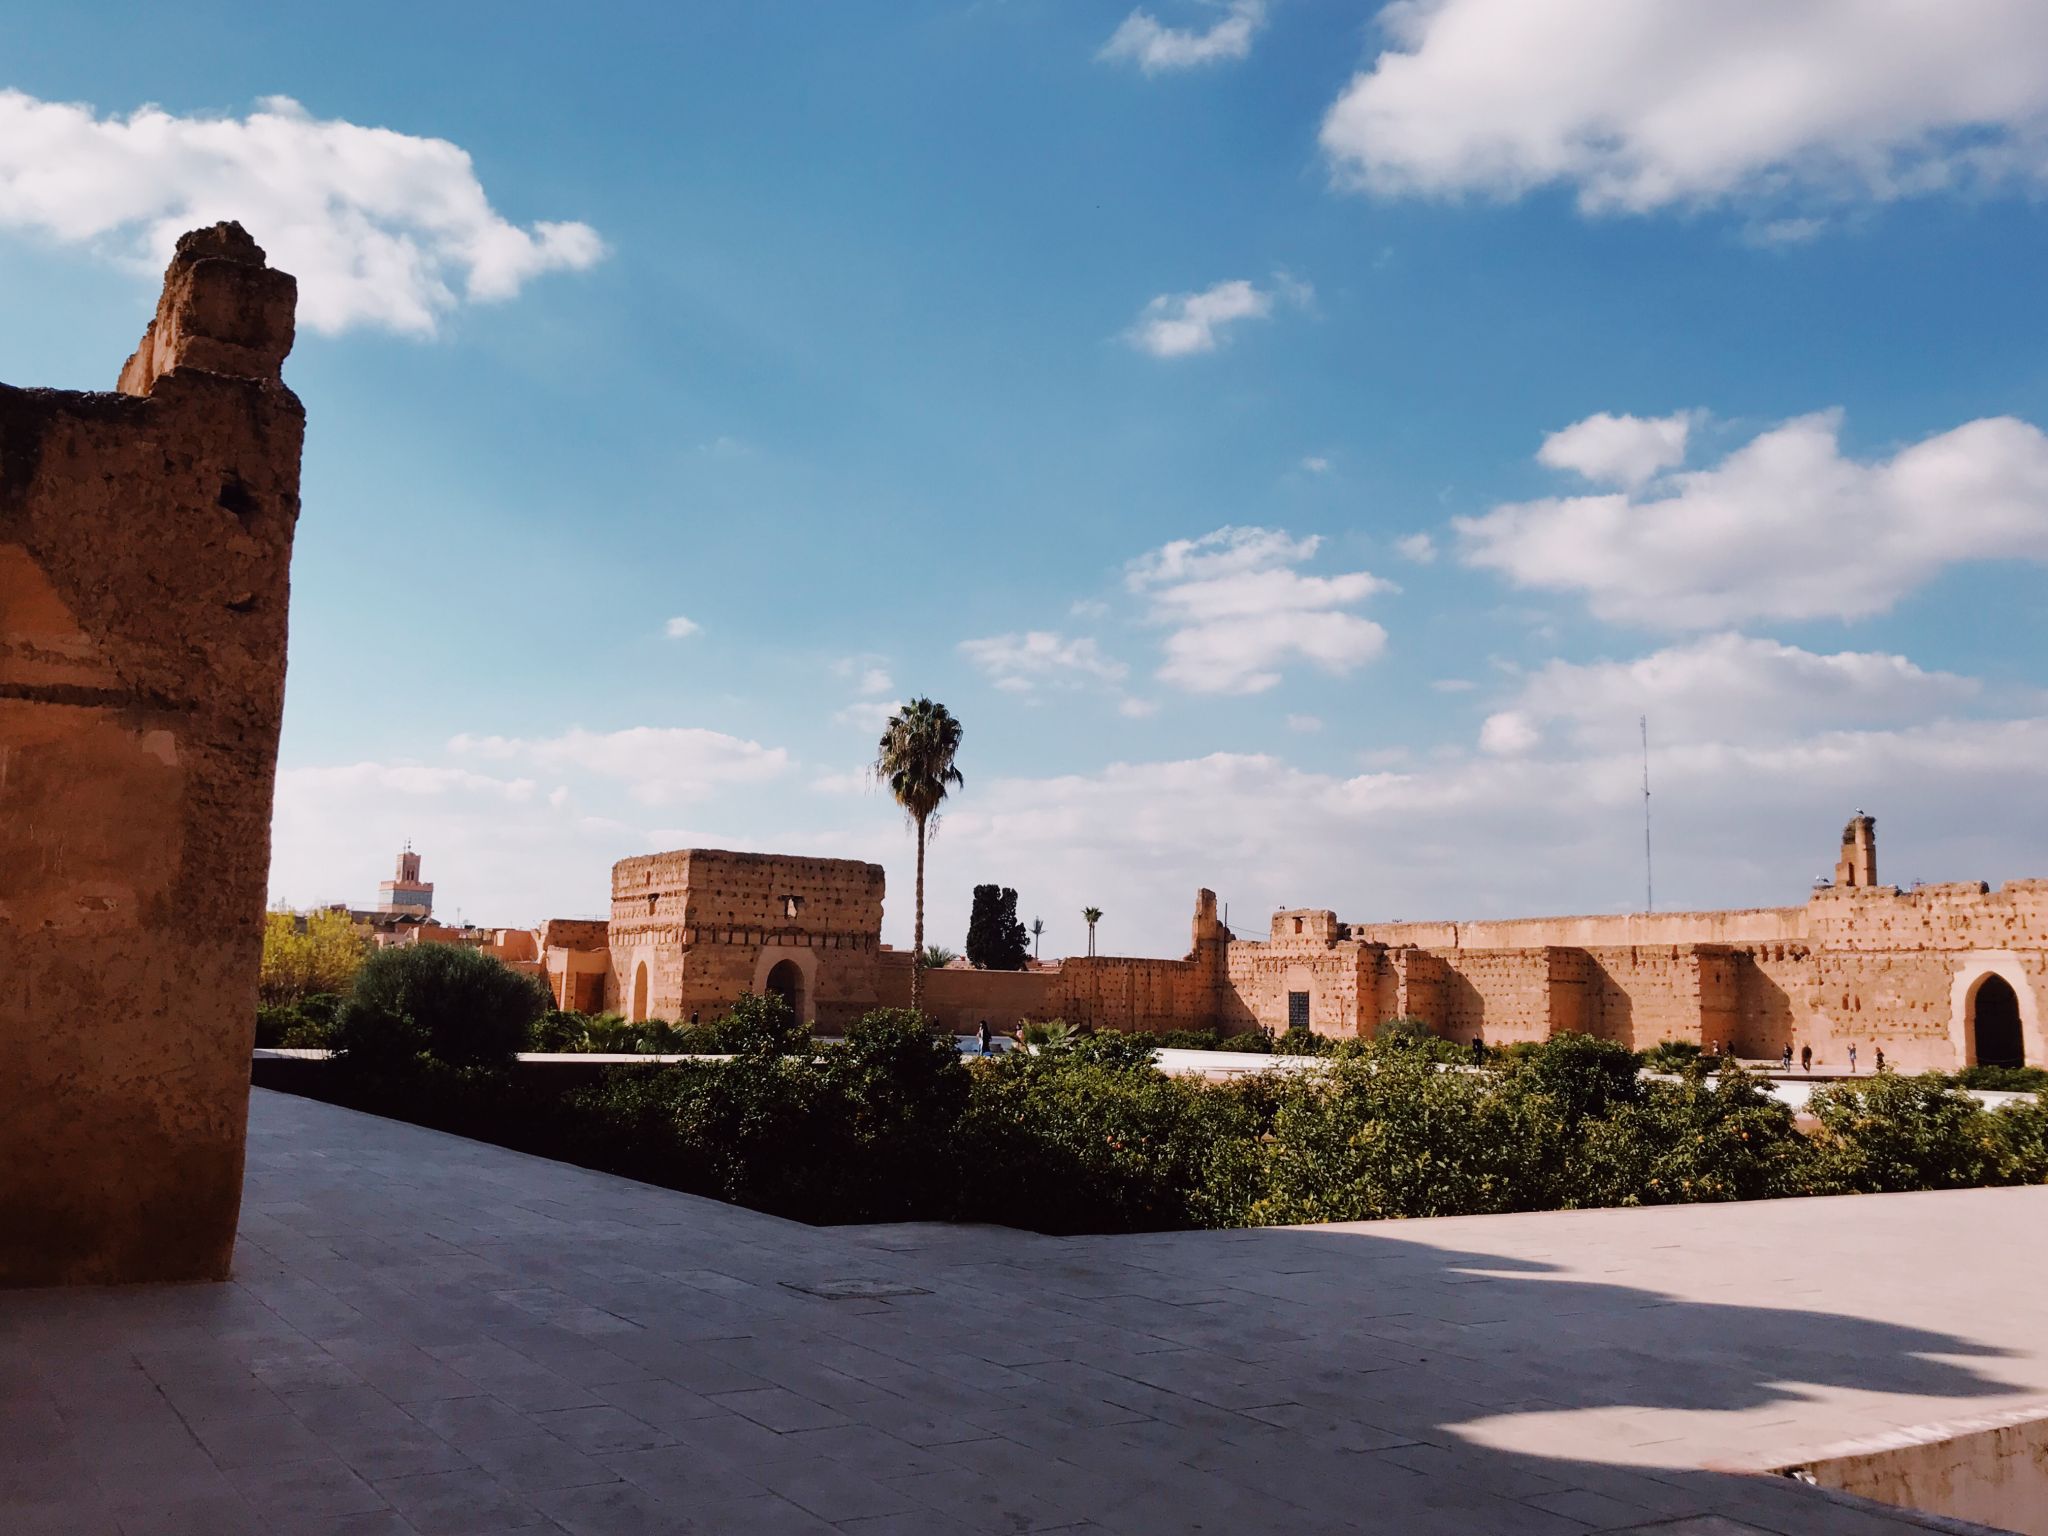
966, 884, 1030, 970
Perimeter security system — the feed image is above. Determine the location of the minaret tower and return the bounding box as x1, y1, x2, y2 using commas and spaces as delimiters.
377, 842, 435, 916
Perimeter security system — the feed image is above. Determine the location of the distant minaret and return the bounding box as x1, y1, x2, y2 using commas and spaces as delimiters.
377, 842, 435, 916
1833, 812, 1877, 889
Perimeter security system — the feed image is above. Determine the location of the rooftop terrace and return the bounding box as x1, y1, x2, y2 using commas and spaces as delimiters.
8, 1089, 2044, 1534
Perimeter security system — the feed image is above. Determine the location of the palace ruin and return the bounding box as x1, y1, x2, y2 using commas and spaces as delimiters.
0, 224, 302, 1284
537, 814, 2047, 1073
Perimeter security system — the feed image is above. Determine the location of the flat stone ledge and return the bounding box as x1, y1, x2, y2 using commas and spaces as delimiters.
9, 1089, 2048, 1534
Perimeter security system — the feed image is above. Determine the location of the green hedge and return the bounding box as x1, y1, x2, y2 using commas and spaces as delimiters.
264, 1019, 2048, 1236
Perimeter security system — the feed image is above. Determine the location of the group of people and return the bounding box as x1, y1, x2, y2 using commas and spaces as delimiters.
1772, 1041, 1885, 1074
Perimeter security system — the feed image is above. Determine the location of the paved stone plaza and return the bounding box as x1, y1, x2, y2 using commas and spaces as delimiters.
8, 1091, 2047, 1535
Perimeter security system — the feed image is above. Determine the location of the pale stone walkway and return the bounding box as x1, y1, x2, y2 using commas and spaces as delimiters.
7, 1091, 2047, 1535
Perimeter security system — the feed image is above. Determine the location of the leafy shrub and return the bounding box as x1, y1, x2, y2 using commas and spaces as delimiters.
1501, 1033, 1644, 1131
531, 1009, 593, 1051
715, 991, 813, 1058
1577, 1062, 1816, 1207
259, 908, 368, 1005
1251, 1045, 1552, 1223
330, 942, 546, 1076
1807, 1073, 2022, 1193
1640, 1040, 1703, 1073
819, 1009, 972, 1218
1375, 1016, 1434, 1047
1953, 1063, 2048, 1093
1275, 1027, 1338, 1057
1062, 1030, 1161, 1072
957, 1046, 1266, 1232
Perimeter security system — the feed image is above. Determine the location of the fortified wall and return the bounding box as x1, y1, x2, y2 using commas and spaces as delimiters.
543, 818, 2048, 1073
0, 225, 302, 1285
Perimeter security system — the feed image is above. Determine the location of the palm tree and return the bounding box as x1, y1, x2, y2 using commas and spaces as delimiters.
875, 698, 964, 1015
1082, 906, 1102, 957
922, 944, 957, 969
1030, 916, 1045, 962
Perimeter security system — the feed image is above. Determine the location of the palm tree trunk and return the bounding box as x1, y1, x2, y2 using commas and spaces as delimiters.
911, 814, 927, 1015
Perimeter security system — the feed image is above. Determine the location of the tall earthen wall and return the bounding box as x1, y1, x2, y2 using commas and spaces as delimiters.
0, 224, 302, 1285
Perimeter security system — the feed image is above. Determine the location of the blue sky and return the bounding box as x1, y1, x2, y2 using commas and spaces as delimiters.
6, 1, 2048, 955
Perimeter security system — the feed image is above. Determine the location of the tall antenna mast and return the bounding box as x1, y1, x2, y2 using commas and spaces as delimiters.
1640, 714, 1654, 913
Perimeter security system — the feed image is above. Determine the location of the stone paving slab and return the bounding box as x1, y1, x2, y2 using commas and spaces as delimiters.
6, 1090, 2046, 1534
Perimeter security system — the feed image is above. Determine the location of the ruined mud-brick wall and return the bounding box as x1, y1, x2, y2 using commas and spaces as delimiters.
1414, 948, 1583, 1046
876, 955, 1060, 1035
0, 224, 301, 1285
608, 850, 884, 1025
539, 917, 612, 1012
1569, 946, 1740, 1051
1795, 882, 2048, 1071
1048, 955, 1216, 1033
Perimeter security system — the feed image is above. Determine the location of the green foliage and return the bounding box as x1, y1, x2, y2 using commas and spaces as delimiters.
1953, 1063, 2048, 1093
921, 945, 958, 969
1275, 1027, 1338, 1057
330, 942, 546, 1076
276, 1009, 2048, 1238
874, 698, 965, 828
1062, 1030, 1161, 1072
1150, 1028, 1275, 1053
715, 991, 812, 1058
1807, 1073, 2023, 1193
956, 1045, 1268, 1232
1576, 1062, 1816, 1207
1640, 1039, 1703, 1072
259, 908, 368, 1005
1500, 1033, 1644, 1130
965, 884, 1030, 970
1252, 1045, 1548, 1223
254, 992, 346, 1049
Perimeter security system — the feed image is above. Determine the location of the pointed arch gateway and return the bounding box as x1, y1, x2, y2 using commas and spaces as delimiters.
765, 958, 805, 1022
630, 961, 650, 1024
1971, 973, 2025, 1069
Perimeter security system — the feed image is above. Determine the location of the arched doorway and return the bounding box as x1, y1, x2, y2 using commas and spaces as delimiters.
1972, 974, 2024, 1069
765, 959, 805, 1022
630, 962, 650, 1024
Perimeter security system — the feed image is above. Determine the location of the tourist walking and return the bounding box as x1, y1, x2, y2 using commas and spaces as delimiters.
977, 1020, 992, 1056
1875, 1046, 1886, 1073
1782, 1043, 1794, 1071
1800, 1043, 1812, 1073
1848, 1043, 1858, 1074
1471, 1034, 1486, 1066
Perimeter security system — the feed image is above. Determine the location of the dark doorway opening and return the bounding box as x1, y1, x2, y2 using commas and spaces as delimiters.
766, 959, 806, 1023
1287, 991, 1310, 1032
1973, 974, 2024, 1069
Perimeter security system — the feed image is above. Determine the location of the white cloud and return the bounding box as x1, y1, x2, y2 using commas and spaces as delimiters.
1490, 634, 1981, 754
1537, 410, 1695, 488
895, 700, 2048, 954
959, 631, 1129, 693
1321, 1, 2048, 219
1100, 0, 1267, 74
663, 615, 701, 639
856, 667, 894, 697
1126, 278, 1277, 358
1478, 710, 1540, 756
1127, 526, 1392, 694
448, 726, 786, 806
833, 699, 902, 732
1431, 677, 1476, 693
269, 760, 619, 920
1458, 409, 2048, 628
1301, 455, 1331, 474
1394, 532, 1437, 564
1286, 713, 1324, 733
0, 91, 605, 336
1119, 697, 1162, 719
